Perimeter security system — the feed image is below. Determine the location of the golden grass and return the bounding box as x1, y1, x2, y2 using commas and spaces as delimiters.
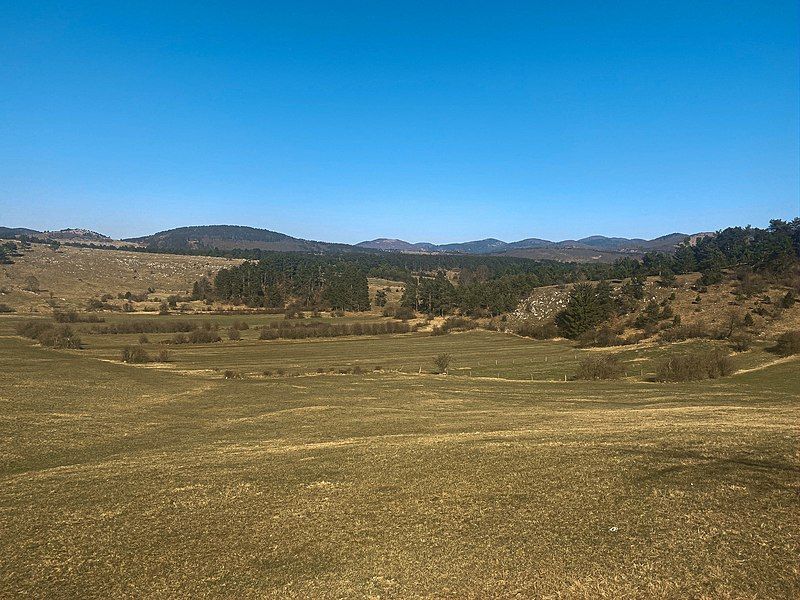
0, 243, 241, 313
0, 334, 797, 598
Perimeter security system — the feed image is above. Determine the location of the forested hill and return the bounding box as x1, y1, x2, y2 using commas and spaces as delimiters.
124, 225, 367, 254
201, 219, 800, 314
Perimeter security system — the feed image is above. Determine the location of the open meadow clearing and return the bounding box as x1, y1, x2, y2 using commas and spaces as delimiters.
1, 319, 798, 598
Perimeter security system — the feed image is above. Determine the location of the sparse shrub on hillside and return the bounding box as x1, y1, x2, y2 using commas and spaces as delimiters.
433, 353, 452, 374
655, 348, 734, 382
227, 327, 241, 340
770, 331, 800, 356
231, 320, 250, 330
121, 346, 151, 363
86, 298, 112, 311
171, 332, 189, 344
156, 349, 172, 362
138, 334, 149, 344
743, 312, 754, 326
729, 333, 753, 352
223, 370, 243, 379
660, 323, 710, 342
159, 302, 170, 315
576, 354, 625, 380
658, 271, 677, 287
700, 269, 724, 286
0, 303, 14, 313
23, 276, 40, 292
780, 291, 796, 309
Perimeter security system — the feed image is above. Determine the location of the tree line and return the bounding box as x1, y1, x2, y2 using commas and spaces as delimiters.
198, 219, 799, 313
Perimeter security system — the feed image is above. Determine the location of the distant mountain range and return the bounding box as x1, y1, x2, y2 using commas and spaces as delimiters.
2, 224, 712, 263
357, 232, 698, 256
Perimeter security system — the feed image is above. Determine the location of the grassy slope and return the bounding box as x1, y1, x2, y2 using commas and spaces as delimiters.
0, 243, 242, 313
1, 335, 797, 598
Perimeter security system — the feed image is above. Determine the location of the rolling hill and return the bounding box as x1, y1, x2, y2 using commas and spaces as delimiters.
125, 225, 365, 254
3, 223, 715, 262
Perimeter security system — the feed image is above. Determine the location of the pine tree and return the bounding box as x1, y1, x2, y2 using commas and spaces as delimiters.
555, 283, 604, 339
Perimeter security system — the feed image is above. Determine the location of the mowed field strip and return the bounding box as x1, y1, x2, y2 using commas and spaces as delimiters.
0, 326, 798, 598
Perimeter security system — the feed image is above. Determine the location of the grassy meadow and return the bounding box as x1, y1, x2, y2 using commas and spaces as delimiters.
1, 312, 798, 598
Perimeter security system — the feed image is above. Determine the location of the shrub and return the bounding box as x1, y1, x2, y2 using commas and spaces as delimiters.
729, 333, 753, 352
121, 346, 151, 363
172, 332, 189, 344
188, 329, 221, 343
284, 305, 305, 319
138, 334, 149, 344
578, 324, 627, 348
156, 349, 172, 362
17, 321, 81, 349
223, 370, 243, 379
433, 353, 452, 374
655, 348, 734, 382
0, 303, 14, 313
53, 310, 104, 323
232, 320, 250, 330
440, 317, 478, 333
159, 302, 170, 315
516, 321, 559, 340
227, 327, 241, 341
576, 354, 624, 380
660, 323, 710, 342
392, 306, 415, 321
780, 291, 796, 309
770, 331, 800, 356
91, 320, 196, 334
38, 325, 82, 349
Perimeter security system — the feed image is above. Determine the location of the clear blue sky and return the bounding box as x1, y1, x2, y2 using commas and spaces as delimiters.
1, 1, 798, 243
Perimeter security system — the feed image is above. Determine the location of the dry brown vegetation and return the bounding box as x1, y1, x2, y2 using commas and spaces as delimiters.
0, 242, 241, 313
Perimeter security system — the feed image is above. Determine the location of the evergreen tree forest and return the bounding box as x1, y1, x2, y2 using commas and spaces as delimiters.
192, 219, 799, 313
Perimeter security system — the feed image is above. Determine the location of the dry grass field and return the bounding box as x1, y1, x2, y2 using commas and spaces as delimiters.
0, 243, 242, 313
1, 246, 798, 597
1, 316, 798, 598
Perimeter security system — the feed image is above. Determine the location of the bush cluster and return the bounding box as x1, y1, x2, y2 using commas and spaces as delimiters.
655, 348, 734, 382
576, 354, 625, 380
16, 321, 82, 349
259, 321, 411, 340
438, 317, 478, 333
121, 346, 151, 363
91, 320, 196, 334
53, 310, 104, 323
660, 323, 710, 342
515, 321, 559, 340
771, 331, 800, 356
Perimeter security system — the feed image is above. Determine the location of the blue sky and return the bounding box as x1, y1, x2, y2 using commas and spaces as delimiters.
1, 1, 798, 243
